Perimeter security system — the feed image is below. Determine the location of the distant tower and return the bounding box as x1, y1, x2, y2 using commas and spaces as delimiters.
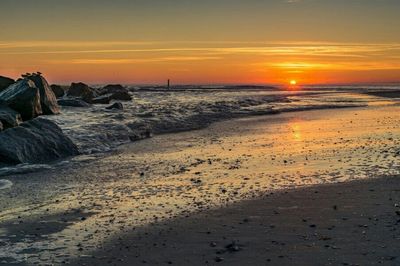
167, 79, 170, 90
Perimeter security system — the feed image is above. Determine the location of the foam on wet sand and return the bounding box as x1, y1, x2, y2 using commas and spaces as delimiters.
0, 102, 399, 264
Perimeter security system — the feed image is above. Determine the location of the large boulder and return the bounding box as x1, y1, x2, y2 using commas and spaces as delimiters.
92, 94, 112, 104
0, 118, 79, 165
0, 76, 14, 92
110, 91, 132, 101
58, 99, 91, 107
92, 91, 132, 104
99, 84, 126, 95
0, 105, 22, 129
106, 102, 123, 110
50, 84, 65, 98
27, 74, 60, 115
67, 82, 97, 103
0, 79, 42, 120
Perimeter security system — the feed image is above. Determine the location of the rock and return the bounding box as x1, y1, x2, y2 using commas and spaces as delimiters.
92, 91, 131, 104
0, 76, 14, 92
92, 94, 112, 104
99, 84, 127, 95
0, 79, 42, 120
50, 84, 65, 98
110, 91, 132, 101
214, 257, 224, 262
106, 102, 123, 110
27, 75, 60, 115
0, 118, 79, 165
58, 99, 91, 107
67, 82, 97, 103
225, 242, 241, 252
0, 105, 22, 129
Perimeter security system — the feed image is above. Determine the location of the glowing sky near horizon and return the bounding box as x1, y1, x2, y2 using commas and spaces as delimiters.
1, 0, 400, 84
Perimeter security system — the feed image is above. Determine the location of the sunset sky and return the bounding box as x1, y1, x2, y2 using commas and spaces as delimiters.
1, 0, 400, 85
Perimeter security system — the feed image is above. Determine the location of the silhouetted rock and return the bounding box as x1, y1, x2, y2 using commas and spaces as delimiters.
110, 91, 132, 101
99, 84, 127, 95
106, 102, 123, 110
0, 105, 22, 129
0, 79, 42, 120
50, 84, 65, 98
0, 118, 78, 165
58, 99, 91, 107
27, 75, 60, 115
92, 90, 132, 104
0, 76, 14, 92
67, 82, 97, 103
92, 94, 112, 104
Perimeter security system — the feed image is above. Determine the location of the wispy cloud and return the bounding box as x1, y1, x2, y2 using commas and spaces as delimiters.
3, 41, 400, 79
1, 41, 399, 59
49, 56, 221, 65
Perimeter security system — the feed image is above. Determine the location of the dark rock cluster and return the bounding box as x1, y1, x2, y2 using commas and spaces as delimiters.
0, 73, 78, 166
0, 118, 78, 165
0, 73, 133, 166
54, 82, 131, 108
0, 76, 15, 92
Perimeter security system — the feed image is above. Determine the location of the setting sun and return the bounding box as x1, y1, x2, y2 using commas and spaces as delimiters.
290, 80, 297, 85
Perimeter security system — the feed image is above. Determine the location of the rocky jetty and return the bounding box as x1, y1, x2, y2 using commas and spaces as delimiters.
62, 83, 132, 105
0, 72, 77, 166
0, 118, 78, 165
0, 76, 14, 92
0, 79, 42, 120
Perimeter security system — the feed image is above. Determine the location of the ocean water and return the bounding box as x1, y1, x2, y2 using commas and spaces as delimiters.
0, 87, 399, 264
46, 88, 393, 154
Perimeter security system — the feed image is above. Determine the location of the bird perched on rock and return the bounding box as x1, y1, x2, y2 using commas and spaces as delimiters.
21, 73, 31, 78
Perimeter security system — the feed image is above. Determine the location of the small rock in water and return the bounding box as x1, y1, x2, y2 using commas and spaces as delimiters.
225, 241, 241, 252
215, 256, 224, 262
106, 102, 123, 110
58, 99, 91, 107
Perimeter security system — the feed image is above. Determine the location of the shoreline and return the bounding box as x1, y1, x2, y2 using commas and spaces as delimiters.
47, 89, 378, 156
0, 102, 369, 177
75, 175, 400, 265
1, 102, 373, 173
0, 104, 398, 265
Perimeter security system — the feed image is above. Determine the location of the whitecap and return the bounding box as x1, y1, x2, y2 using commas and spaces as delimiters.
0, 164, 53, 177
0, 179, 13, 190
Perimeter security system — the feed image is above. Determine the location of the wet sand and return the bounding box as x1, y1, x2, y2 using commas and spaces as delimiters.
76, 175, 400, 266
0, 105, 399, 264
366, 90, 400, 99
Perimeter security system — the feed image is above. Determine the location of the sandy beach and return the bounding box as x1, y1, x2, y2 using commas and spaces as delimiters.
76, 175, 400, 266
0, 102, 399, 265
2, 1, 400, 265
